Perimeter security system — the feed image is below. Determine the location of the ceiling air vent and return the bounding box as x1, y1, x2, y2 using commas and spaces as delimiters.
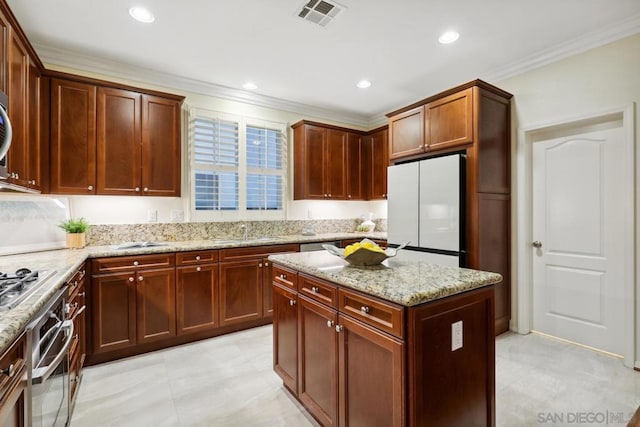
297, 0, 344, 27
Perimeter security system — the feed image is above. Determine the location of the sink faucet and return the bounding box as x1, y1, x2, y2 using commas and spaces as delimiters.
240, 223, 248, 240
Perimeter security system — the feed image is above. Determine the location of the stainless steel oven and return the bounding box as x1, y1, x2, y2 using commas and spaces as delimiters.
26, 287, 73, 427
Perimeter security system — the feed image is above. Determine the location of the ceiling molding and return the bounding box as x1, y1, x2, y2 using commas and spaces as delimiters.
485, 12, 640, 83
34, 43, 373, 129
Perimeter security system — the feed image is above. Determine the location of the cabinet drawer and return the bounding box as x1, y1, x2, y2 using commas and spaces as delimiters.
299, 274, 337, 308
220, 244, 299, 261
338, 288, 404, 339
176, 250, 219, 266
272, 264, 297, 290
67, 263, 87, 296
92, 253, 175, 273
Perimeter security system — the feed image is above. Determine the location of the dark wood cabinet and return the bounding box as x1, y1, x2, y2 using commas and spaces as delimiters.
68, 263, 87, 408
5, 29, 28, 188
96, 87, 141, 195
49, 73, 183, 196
368, 127, 388, 199
219, 259, 263, 326
325, 129, 347, 199
0, 333, 26, 427
389, 105, 424, 160
136, 267, 176, 344
176, 250, 219, 335
345, 132, 363, 200
50, 78, 97, 194
27, 57, 44, 191
386, 80, 512, 334
0, 12, 8, 93
272, 282, 298, 394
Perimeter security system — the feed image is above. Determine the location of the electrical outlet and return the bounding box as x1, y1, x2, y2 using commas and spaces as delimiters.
170, 210, 184, 222
307, 208, 313, 219
148, 209, 158, 223
451, 320, 463, 351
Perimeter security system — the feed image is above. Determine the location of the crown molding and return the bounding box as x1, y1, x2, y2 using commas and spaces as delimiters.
485, 12, 640, 83
34, 43, 373, 129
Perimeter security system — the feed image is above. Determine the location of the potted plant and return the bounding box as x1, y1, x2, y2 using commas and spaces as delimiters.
58, 217, 90, 249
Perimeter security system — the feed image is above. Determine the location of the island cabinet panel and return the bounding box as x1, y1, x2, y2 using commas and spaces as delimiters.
136, 267, 176, 344
219, 259, 263, 326
408, 286, 495, 427
299, 273, 337, 308
338, 288, 404, 338
338, 314, 405, 427
176, 264, 219, 335
0, 333, 27, 427
298, 296, 338, 427
273, 282, 298, 394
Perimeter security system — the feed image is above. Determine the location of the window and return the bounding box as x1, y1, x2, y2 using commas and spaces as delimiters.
190, 109, 287, 220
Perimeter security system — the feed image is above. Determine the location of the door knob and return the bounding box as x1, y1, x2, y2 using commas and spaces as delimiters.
532, 241, 543, 248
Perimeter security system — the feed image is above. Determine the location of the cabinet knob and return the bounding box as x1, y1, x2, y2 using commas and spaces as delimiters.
279, 274, 286, 280
264, 262, 269, 266
196, 267, 201, 272
133, 261, 139, 266
328, 193, 332, 197
311, 286, 319, 293
347, 194, 351, 199
143, 187, 149, 192
382, 193, 386, 198
289, 299, 296, 307
88, 185, 93, 191
129, 277, 134, 283
360, 306, 370, 314
79, 292, 86, 297
195, 256, 201, 261
335, 325, 344, 333
135, 187, 140, 192
138, 276, 143, 281
259, 263, 263, 268
326, 320, 334, 328
1, 363, 16, 378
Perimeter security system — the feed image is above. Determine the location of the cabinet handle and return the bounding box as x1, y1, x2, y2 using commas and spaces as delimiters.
328, 193, 332, 197
324, 194, 328, 198
133, 261, 139, 266
259, 263, 263, 268
138, 276, 143, 281
74, 334, 79, 341
78, 292, 86, 297
128, 277, 134, 283
360, 306, 370, 314
335, 325, 344, 333
311, 286, 319, 293
143, 187, 149, 192
347, 194, 351, 199
326, 320, 334, 328
289, 299, 296, 307
1, 363, 15, 378
279, 274, 287, 280
196, 267, 201, 272
264, 262, 269, 266
195, 256, 201, 261
87, 185, 93, 191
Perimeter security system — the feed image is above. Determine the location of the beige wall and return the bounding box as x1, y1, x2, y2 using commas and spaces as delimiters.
497, 33, 640, 364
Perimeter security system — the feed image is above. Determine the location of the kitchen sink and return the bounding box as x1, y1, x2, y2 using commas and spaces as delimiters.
113, 241, 167, 249
211, 237, 284, 244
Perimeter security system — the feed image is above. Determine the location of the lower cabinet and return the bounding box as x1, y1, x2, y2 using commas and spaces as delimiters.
273, 270, 405, 427
68, 262, 87, 408
219, 259, 263, 326
0, 333, 27, 427
176, 263, 219, 335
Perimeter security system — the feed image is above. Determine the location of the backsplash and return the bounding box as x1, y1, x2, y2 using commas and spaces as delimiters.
87, 219, 387, 245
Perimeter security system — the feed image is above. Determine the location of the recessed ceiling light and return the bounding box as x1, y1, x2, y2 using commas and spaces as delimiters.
129, 6, 155, 23
242, 82, 258, 90
438, 31, 459, 44
356, 80, 371, 89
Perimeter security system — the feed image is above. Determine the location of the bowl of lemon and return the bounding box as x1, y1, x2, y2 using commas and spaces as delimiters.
322, 239, 408, 267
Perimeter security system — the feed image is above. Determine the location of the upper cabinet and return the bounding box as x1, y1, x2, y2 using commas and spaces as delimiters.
50, 74, 184, 196
293, 120, 388, 201
388, 106, 424, 160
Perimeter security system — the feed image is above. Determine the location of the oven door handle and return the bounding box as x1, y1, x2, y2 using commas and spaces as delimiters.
32, 320, 74, 385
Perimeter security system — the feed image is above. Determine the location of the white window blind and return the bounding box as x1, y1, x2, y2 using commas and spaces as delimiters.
190, 110, 287, 219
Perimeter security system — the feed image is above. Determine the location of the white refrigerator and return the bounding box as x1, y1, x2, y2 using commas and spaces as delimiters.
387, 153, 464, 267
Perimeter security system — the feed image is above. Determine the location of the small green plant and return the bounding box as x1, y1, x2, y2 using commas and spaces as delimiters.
58, 217, 90, 234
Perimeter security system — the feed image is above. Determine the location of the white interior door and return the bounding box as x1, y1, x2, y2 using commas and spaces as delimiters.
532, 124, 629, 355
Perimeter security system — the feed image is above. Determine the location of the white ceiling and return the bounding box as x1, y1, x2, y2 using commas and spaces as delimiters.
6, 0, 640, 126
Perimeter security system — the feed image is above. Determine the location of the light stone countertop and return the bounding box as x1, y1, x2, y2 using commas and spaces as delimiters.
0, 232, 386, 352
268, 250, 502, 307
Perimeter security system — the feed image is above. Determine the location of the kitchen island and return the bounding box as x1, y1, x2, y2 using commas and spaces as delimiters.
268, 250, 502, 427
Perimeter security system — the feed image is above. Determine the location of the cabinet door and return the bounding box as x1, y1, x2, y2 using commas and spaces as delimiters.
219, 259, 262, 326
326, 129, 346, 199
136, 267, 176, 344
27, 57, 42, 191
301, 124, 326, 199
389, 105, 424, 160
50, 79, 97, 194
6, 30, 28, 187
92, 272, 137, 353
0, 12, 8, 93
346, 132, 363, 200
425, 87, 473, 151
299, 296, 338, 427
262, 258, 273, 317
338, 314, 405, 427
141, 94, 181, 196
370, 128, 388, 199
0, 334, 26, 427
272, 283, 298, 394
96, 87, 141, 195
176, 264, 218, 335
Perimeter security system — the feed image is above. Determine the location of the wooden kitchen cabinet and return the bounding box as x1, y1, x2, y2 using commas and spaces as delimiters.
388, 105, 424, 160
0, 333, 27, 427
91, 254, 176, 354
424, 87, 473, 151
176, 250, 220, 335
367, 126, 388, 199
5, 29, 28, 188
49, 72, 184, 196
50, 78, 97, 194
272, 282, 298, 394
345, 132, 364, 200
68, 262, 87, 408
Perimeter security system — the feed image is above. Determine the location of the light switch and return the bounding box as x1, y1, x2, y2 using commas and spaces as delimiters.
148, 209, 158, 223
451, 320, 463, 351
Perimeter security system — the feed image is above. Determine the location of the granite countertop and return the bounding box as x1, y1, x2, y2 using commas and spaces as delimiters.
0, 232, 386, 352
268, 251, 502, 307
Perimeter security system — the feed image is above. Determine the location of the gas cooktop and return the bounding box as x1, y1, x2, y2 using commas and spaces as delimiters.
0, 268, 56, 310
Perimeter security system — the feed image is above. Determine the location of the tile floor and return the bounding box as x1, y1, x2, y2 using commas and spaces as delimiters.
70, 326, 640, 427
